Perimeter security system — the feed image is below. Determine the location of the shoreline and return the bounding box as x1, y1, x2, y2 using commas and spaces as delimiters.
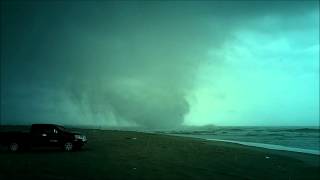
158, 133, 320, 167
167, 133, 320, 155
207, 138, 320, 155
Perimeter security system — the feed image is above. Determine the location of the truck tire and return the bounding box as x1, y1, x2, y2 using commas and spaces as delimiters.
9, 142, 19, 152
63, 142, 73, 151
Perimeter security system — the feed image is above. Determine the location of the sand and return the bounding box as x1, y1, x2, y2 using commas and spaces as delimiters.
0, 129, 319, 180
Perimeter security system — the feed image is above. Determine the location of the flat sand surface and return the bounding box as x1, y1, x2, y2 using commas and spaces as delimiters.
0, 129, 319, 180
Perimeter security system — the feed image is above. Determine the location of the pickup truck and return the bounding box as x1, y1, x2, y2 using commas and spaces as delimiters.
0, 124, 87, 152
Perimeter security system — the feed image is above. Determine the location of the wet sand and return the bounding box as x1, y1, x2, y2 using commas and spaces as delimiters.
0, 129, 319, 180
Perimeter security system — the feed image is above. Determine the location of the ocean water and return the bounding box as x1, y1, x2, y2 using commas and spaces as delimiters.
168, 126, 320, 155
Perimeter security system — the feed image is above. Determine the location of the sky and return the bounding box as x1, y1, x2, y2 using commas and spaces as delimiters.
1, 0, 319, 129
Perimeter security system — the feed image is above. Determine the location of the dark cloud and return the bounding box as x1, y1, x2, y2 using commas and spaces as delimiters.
1, 0, 318, 128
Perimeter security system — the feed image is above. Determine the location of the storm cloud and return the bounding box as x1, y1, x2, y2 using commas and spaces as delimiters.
1, 1, 319, 128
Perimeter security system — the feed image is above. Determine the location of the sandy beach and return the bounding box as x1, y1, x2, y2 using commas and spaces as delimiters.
0, 129, 319, 180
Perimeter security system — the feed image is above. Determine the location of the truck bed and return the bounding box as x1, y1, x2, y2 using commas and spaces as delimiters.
0, 132, 30, 145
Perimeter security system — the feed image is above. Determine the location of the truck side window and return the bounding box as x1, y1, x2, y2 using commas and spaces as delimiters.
42, 128, 53, 135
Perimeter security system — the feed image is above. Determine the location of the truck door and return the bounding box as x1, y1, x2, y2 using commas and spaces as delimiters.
31, 127, 51, 147
48, 127, 61, 146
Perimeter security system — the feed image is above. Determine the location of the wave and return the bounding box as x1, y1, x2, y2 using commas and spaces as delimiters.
207, 138, 320, 155
268, 128, 320, 133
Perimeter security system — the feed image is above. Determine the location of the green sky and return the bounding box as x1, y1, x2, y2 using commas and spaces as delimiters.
1, 0, 319, 128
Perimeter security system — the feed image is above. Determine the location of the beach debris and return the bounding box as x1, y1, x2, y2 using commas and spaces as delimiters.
265, 156, 271, 159
126, 137, 137, 140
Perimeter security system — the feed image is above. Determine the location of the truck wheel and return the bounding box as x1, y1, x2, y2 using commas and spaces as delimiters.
9, 142, 19, 152
63, 142, 73, 151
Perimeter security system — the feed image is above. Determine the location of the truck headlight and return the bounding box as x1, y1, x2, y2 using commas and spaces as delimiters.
74, 135, 87, 141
